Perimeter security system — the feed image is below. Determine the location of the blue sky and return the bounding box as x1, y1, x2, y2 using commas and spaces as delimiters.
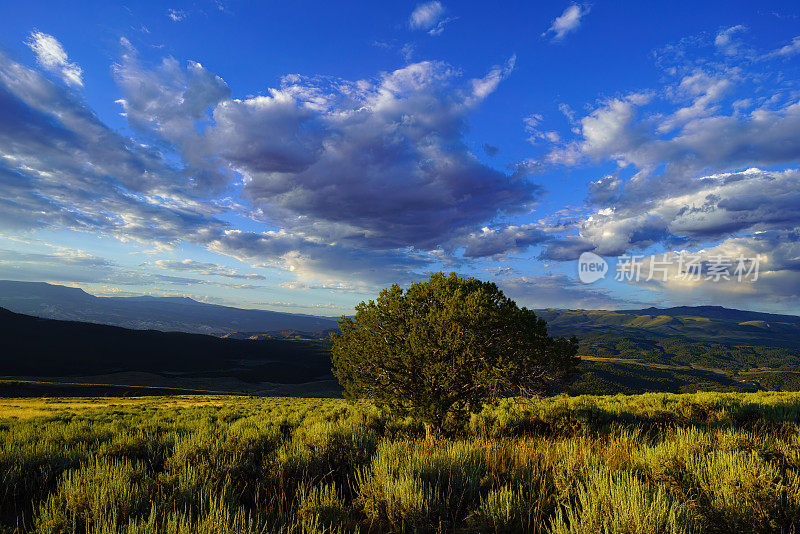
2, 0, 800, 315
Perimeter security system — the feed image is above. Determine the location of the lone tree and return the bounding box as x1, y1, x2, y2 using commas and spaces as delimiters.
331, 272, 579, 435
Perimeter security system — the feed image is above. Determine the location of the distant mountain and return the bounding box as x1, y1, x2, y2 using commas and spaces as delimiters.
4, 280, 800, 395
533, 305, 800, 395
0, 280, 338, 334
0, 306, 333, 384
535, 305, 800, 348
618, 305, 800, 325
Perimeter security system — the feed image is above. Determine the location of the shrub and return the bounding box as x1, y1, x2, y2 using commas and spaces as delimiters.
295, 482, 352, 532
357, 441, 484, 530
687, 449, 800, 532
34, 458, 153, 533
549, 465, 692, 534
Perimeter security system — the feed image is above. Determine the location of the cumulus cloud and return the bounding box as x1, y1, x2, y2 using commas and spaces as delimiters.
0, 50, 225, 244
554, 85, 800, 181
409, 1, 453, 35
540, 169, 800, 308
578, 168, 800, 256
616, 232, 800, 312
25, 31, 83, 87
546, 33, 800, 221
3, 39, 539, 287
252, 67, 528, 262
116, 56, 533, 258
542, 4, 590, 41
527, 29, 800, 311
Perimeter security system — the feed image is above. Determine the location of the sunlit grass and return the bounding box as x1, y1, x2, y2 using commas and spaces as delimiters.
1, 391, 799, 532
0, 396, 283, 420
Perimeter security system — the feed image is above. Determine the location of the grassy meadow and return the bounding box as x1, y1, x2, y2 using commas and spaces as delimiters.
1, 392, 800, 533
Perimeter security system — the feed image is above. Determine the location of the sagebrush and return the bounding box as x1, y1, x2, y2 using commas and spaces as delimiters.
1, 392, 800, 533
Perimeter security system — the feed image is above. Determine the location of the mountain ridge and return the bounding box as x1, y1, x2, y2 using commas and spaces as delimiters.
3, 280, 799, 345
0, 280, 338, 334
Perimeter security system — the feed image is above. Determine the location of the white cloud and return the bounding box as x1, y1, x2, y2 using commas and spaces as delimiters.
714, 25, 748, 56
548, 48, 800, 179
537, 29, 800, 313
621, 235, 800, 312
542, 4, 590, 41
538, 167, 800, 307
167, 9, 187, 21
409, 1, 453, 35
25, 31, 83, 87
151, 259, 266, 280
523, 113, 561, 145
469, 55, 515, 102
578, 168, 800, 256
762, 35, 800, 59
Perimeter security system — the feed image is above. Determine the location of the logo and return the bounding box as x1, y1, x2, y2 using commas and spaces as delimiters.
578, 252, 608, 284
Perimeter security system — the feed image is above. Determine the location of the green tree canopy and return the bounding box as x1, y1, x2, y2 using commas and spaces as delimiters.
331, 272, 579, 434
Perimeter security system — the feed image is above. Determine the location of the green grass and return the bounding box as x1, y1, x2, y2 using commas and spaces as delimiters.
1, 392, 800, 532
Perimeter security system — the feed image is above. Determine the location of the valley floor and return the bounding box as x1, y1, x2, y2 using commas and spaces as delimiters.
2, 392, 800, 533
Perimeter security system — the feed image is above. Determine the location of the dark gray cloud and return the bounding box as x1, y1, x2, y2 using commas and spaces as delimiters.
460, 224, 548, 258
111, 53, 538, 278
538, 237, 596, 261
226, 61, 534, 251
0, 43, 539, 284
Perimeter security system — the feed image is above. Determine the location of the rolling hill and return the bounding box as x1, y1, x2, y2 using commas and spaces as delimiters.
3, 280, 800, 396
534, 306, 800, 394
535, 306, 800, 347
